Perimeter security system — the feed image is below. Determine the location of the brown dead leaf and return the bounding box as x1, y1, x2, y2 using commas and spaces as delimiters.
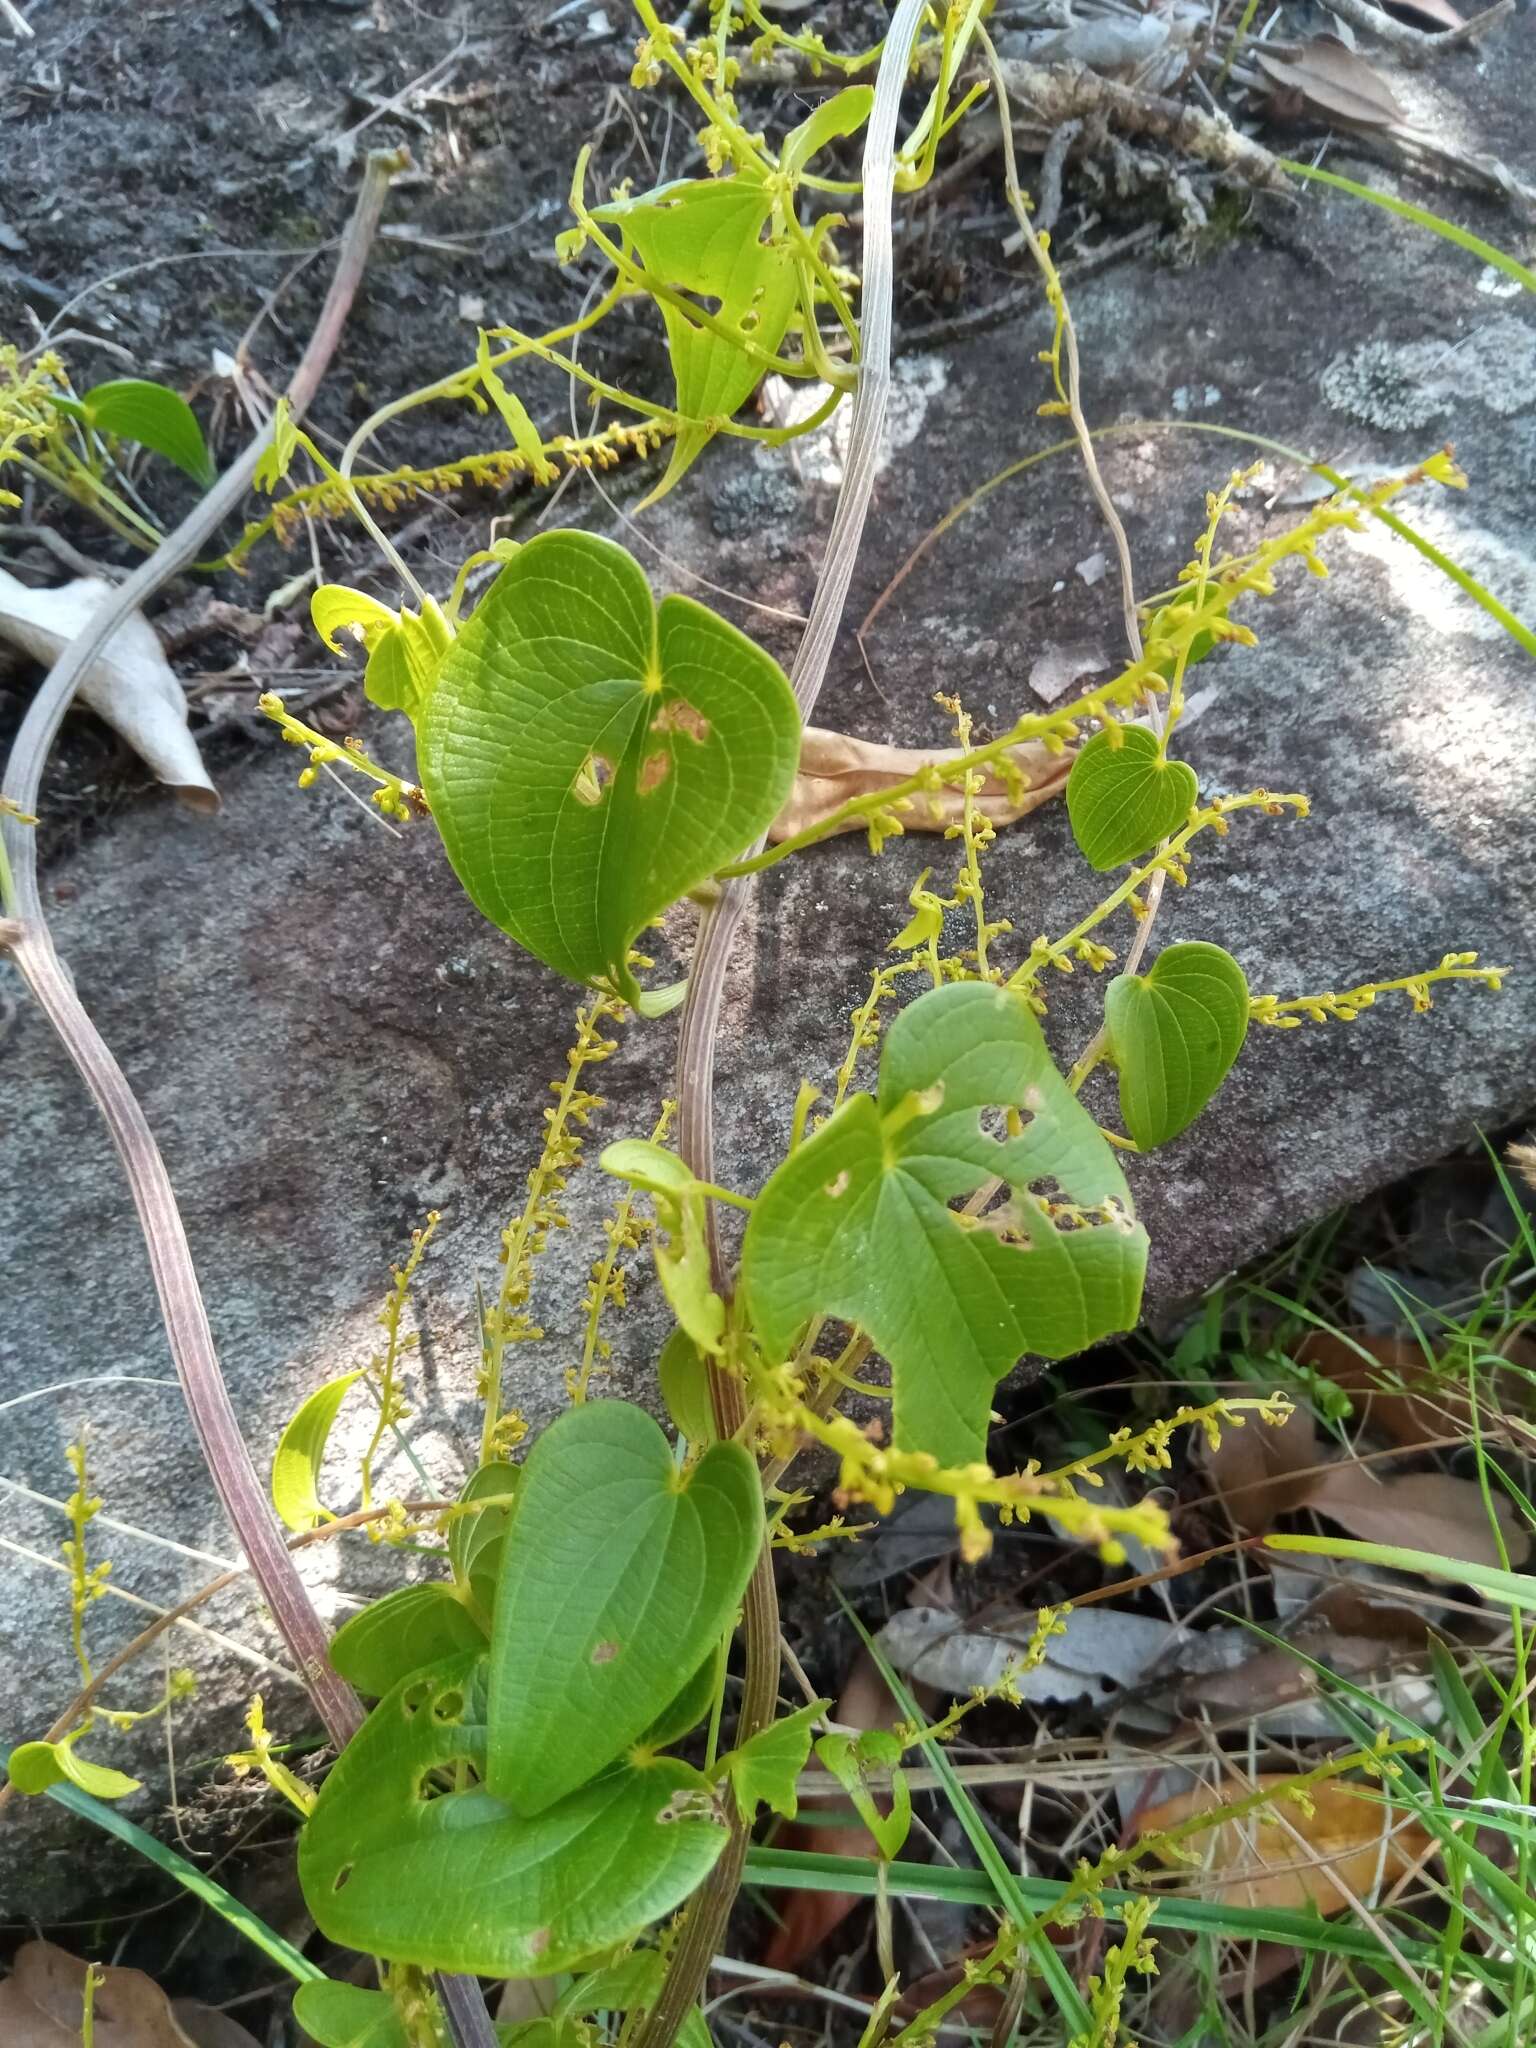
768, 725, 1072, 845
1296, 1331, 1480, 1446
1256, 36, 1408, 128
1200, 1404, 1320, 1533
1310, 1463, 1530, 1572
1134, 1776, 1433, 1915
0, 1943, 258, 2048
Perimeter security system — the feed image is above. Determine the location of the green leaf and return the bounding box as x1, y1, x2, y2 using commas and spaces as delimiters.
82, 377, 215, 487
555, 1951, 665, 2016
815, 1729, 911, 1860
742, 981, 1148, 1465
6, 1739, 140, 1801
254, 395, 299, 493
271, 1372, 362, 1532
298, 1654, 728, 1976
1146, 586, 1218, 683
657, 1326, 716, 1447
364, 602, 451, 722
328, 1583, 486, 1697
449, 1461, 521, 1620
640, 1655, 718, 1750
1102, 941, 1250, 1148
781, 86, 874, 181
592, 178, 798, 502
1065, 726, 1198, 871
723, 1700, 826, 1823
292, 1983, 409, 2048
312, 584, 399, 656
477, 330, 555, 484
487, 1401, 762, 1816
601, 1141, 725, 1352
1268, 1534, 1536, 1610
420, 531, 800, 1000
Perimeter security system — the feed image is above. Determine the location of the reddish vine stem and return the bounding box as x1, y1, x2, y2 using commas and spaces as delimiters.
0, 152, 497, 2048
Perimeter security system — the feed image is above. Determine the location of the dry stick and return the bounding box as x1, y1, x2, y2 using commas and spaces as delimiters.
641, 10, 931, 2048
0, 154, 498, 2048
1318, 0, 1512, 60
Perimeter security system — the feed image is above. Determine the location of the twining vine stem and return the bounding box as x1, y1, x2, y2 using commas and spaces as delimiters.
645, 8, 930, 2047
0, 152, 498, 2048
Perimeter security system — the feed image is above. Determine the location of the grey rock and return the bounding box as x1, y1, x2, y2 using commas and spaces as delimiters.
7, 156, 1536, 1917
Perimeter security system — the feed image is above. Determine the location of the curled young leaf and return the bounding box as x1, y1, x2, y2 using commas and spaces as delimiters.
657, 1326, 717, 1448
1103, 941, 1250, 1148
600, 1140, 726, 1353
742, 981, 1148, 1465
271, 1371, 362, 1532
781, 85, 875, 181
487, 1401, 762, 1816
6, 1738, 140, 1801
1066, 726, 1197, 871
298, 1654, 728, 1977
421, 531, 800, 1000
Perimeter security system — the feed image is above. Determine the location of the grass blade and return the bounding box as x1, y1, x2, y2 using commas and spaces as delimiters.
1278, 160, 1536, 296
1267, 1534, 1536, 1609
2, 1748, 322, 1984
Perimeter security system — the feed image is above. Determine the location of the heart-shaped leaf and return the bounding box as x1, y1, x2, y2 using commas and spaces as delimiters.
1066, 726, 1198, 871
1103, 941, 1250, 1147
420, 531, 800, 1001
488, 1400, 762, 1815
592, 179, 799, 503
328, 1583, 486, 1697
299, 1655, 727, 1976
742, 981, 1148, 1466
781, 86, 875, 181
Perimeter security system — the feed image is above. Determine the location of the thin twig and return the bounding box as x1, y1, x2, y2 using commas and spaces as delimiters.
1319, 0, 1512, 59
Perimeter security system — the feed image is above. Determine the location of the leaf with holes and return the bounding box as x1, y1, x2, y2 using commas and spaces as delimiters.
1103, 942, 1250, 1147
1066, 726, 1198, 871
299, 1655, 728, 1977
742, 981, 1147, 1466
488, 1400, 762, 1816
271, 1372, 361, 1532
600, 1141, 726, 1353
592, 178, 799, 503
328, 1583, 486, 1697
420, 531, 800, 1001
82, 378, 216, 487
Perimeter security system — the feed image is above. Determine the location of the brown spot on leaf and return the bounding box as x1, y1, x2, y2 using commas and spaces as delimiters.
591, 1640, 619, 1664
653, 698, 711, 743
638, 750, 671, 795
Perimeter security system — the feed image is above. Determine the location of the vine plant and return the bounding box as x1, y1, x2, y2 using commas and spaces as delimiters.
3, 5, 1515, 2048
